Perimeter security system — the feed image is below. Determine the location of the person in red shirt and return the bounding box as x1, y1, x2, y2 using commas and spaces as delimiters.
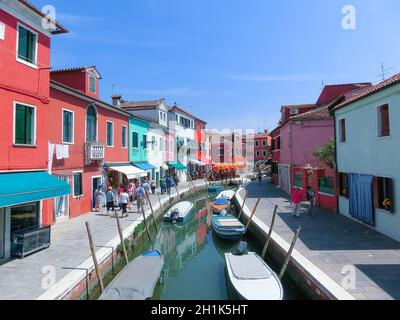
291, 188, 303, 218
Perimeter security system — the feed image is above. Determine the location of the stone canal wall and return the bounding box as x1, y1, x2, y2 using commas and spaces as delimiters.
233, 188, 355, 300
37, 182, 207, 300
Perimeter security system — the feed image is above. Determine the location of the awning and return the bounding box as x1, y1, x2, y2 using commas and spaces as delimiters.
109, 165, 147, 179
189, 159, 206, 166
0, 171, 71, 208
167, 162, 187, 171
133, 162, 156, 171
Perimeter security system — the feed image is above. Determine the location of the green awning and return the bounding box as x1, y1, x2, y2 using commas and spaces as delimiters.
167, 162, 187, 171
0, 171, 71, 208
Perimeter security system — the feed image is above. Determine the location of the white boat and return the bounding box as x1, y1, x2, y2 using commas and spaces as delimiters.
163, 201, 194, 223
216, 190, 236, 201
225, 252, 283, 300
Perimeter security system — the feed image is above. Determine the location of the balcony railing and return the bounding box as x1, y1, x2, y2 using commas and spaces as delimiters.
85, 143, 105, 161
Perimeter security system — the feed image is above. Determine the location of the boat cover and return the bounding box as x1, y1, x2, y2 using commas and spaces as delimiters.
99, 255, 164, 300
227, 253, 271, 280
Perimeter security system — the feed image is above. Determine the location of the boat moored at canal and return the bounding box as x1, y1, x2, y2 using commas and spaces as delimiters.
212, 215, 246, 240
163, 201, 194, 224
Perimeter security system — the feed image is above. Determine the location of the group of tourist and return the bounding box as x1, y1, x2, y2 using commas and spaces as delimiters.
93, 172, 181, 217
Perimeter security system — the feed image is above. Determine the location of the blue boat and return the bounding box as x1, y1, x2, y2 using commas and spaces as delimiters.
208, 185, 224, 193
143, 250, 162, 257
212, 214, 246, 241
212, 197, 231, 214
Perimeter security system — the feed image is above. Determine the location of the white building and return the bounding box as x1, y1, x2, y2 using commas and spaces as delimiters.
333, 73, 400, 241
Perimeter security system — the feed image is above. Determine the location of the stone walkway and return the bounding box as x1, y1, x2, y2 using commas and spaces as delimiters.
0, 180, 205, 300
243, 179, 400, 300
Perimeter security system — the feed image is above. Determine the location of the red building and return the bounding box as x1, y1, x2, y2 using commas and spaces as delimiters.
43, 66, 131, 224
192, 118, 210, 177
0, 1, 69, 260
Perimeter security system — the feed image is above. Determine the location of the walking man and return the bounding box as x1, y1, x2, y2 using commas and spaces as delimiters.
306, 186, 316, 216
136, 184, 146, 213
291, 188, 303, 218
106, 187, 115, 214
166, 175, 173, 196
257, 172, 262, 185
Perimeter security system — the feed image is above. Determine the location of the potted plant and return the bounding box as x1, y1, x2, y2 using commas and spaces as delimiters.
383, 199, 392, 212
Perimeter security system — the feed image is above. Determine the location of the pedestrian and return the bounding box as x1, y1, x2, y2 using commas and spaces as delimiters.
136, 184, 146, 212
173, 173, 179, 186
166, 175, 173, 195
160, 177, 166, 195
106, 187, 115, 214
306, 186, 316, 215
150, 180, 156, 194
257, 172, 262, 185
127, 183, 135, 211
119, 188, 129, 217
291, 188, 303, 218
142, 179, 151, 203
93, 186, 104, 212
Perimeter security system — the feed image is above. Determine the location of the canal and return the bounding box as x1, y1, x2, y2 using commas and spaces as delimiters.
121, 188, 309, 300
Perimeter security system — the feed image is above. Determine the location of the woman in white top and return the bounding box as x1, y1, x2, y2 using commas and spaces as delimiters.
119, 190, 130, 217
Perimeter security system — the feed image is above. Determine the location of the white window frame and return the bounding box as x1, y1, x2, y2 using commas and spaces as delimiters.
72, 171, 84, 199
262, 140, 267, 146
62, 108, 75, 145
106, 121, 114, 147
13, 101, 37, 147
121, 125, 127, 148
84, 104, 99, 143
16, 23, 38, 69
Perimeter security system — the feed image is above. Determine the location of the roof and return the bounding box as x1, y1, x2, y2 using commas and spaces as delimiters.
290, 105, 332, 121
18, 0, 68, 34
50, 80, 130, 117
119, 99, 166, 110
51, 66, 102, 79
280, 104, 315, 112
333, 73, 400, 111
168, 105, 206, 123
316, 83, 371, 106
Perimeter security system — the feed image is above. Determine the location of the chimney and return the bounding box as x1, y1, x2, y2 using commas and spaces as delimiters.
112, 94, 122, 106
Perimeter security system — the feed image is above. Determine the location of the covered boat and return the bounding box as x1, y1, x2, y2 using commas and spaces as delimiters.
208, 185, 225, 193
216, 190, 236, 201
211, 215, 246, 240
225, 252, 283, 300
163, 201, 194, 223
99, 250, 164, 300
212, 197, 231, 213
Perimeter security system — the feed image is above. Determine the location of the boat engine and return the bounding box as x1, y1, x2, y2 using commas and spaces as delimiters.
235, 241, 248, 256
169, 209, 180, 224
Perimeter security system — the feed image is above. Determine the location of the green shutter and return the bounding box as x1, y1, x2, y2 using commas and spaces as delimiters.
74, 174, 82, 197
15, 104, 33, 145
18, 26, 36, 64
122, 127, 126, 147
89, 76, 96, 93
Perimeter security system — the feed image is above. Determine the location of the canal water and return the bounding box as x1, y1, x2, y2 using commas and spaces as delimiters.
127, 189, 308, 300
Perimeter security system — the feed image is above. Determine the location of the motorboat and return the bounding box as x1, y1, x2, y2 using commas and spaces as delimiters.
163, 201, 194, 224
99, 250, 164, 300
211, 214, 246, 240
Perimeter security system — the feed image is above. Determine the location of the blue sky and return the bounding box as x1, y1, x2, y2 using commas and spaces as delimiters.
34, 0, 400, 131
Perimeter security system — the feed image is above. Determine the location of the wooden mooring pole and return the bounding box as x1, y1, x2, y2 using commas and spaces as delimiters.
279, 226, 302, 279
114, 211, 129, 265
245, 198, 261, 232
141, 206, 153, 241
85, 222, 104, 292
157, 193, 163, 211
261, 205, 278, 260
146, 194, 158, 231
237, 190, 248, 220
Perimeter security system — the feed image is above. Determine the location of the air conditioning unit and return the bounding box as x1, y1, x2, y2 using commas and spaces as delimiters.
290, 108, 299, 115
86, 143, 105, 161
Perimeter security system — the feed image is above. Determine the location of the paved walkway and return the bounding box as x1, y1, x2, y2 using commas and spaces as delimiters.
243, 179, 400, 300
0, 180, 206, 300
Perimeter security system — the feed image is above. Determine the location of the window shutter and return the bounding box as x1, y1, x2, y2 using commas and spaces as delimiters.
372, 177, 380, 209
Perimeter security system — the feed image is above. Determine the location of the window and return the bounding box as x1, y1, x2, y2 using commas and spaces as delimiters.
121, 126, 127, 148
62, 110, 74, 144
263, 151, 267, 157
11, 202, 39, 233
160, 138, 163, 151
339, 173, 349, 198
17, 24, 37, 66
151, 136, 156, 151
143, 134, 147, 149
180, 116, 192, 129
200, 143, 206, 151
86, 105, 97, 143
373, 177, 394, 213
0, 22, 5, 40
73, 173, 83, 197
89, 76, 96, 93
14, 103, 35, 145
256, 151, 260, 157
262, 140, 267, 146
219, 148, 224, 156
318, 176, 334, 195
255, 140, 259, 147
106, 121, 114, 147
378, 104, 390, 137
132, 132, 139, 148
294, 172, 302, 188
339, 119, 346, 143
277, 136, 281, 150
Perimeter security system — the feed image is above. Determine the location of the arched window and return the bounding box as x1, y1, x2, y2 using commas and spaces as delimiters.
86, 105, 97, 143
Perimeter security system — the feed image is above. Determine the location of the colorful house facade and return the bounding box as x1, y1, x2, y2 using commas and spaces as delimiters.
46, 66, 131, 223
0, 1, 70, 260
333, 74, 400, 241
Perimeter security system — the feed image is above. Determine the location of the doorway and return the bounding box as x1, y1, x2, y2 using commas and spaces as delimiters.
55, 176, 70, 223
92, 176, 102, 210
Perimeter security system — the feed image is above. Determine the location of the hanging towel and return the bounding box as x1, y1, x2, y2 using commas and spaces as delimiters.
56, 144, 64, 160
62, 144, 69, 159
48, 143, 56, 173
